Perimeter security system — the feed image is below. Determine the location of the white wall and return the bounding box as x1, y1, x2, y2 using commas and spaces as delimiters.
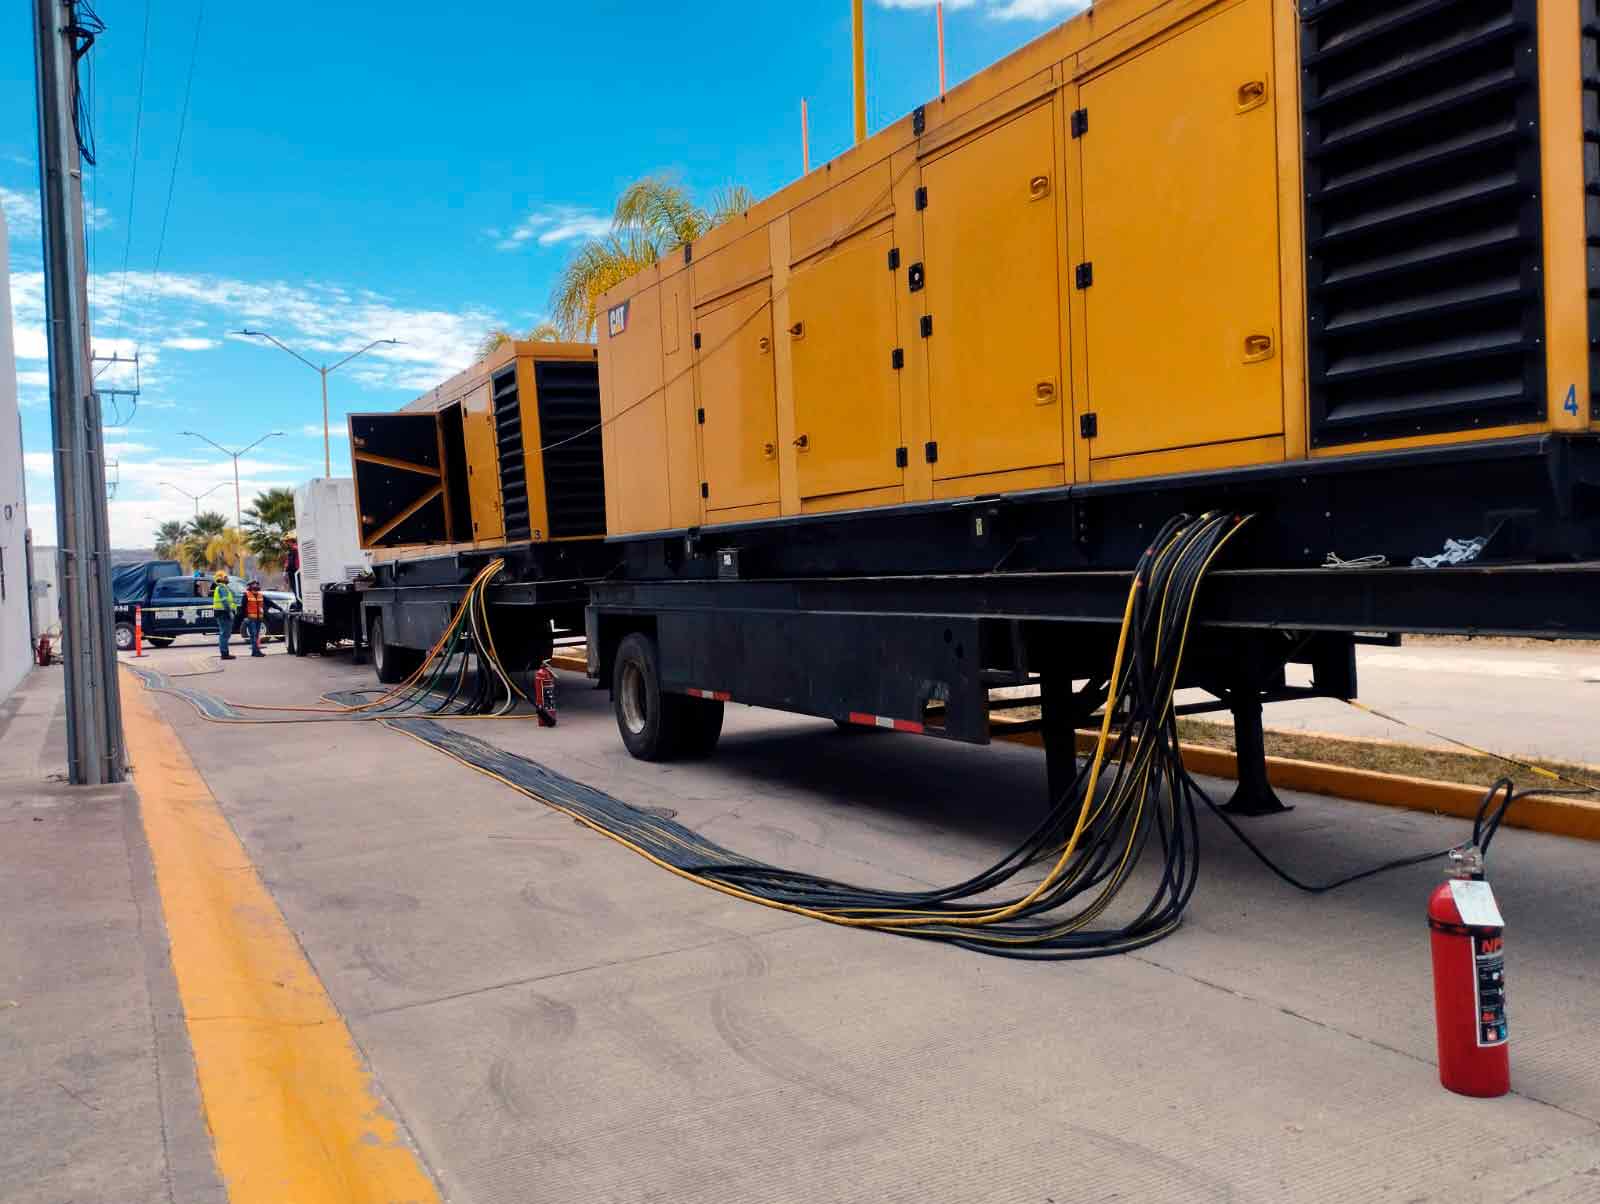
0, 207, 35, 701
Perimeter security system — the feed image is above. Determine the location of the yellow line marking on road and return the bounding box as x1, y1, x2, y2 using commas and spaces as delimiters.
121, 667, 442, 1204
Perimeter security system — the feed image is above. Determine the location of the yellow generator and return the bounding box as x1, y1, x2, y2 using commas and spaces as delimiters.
349, 341, 605, 553
596, 0, 1596, 538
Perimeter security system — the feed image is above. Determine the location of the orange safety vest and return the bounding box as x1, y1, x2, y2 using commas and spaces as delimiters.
244, 590, 265, 620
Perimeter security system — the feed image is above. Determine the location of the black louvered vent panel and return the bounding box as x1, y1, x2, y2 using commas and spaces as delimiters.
493, 366, 531, 541
1584, 0, 1600, 418
534, 360, 605, 538
1302, 0, 1545, 446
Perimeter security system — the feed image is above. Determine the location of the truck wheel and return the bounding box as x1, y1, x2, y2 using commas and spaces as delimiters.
114, 622, 135, 651
370, 615, 418, 684
147, 637, 175, 648
678, 698, 725, 759
613, 632, 693, 761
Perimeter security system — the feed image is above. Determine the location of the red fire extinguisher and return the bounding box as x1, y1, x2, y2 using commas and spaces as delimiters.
533, 661, 557, 727
35, 633, 53, 667
1428, 845, 1509, 1097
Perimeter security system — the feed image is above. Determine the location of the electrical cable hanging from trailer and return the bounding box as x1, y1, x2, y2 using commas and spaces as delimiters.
396, 510, 1475, 960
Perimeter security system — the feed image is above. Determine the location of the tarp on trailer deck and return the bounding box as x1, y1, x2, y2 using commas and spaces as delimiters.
112, 560, 183, 603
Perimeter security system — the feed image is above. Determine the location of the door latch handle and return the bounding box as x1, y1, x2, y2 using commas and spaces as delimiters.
763, 442, 777, 459
758, 335, 772, 353
793, 434, 809, 450
1035, 380, 1057, 405
1243, 333, 1275, 362
1028, 174, 1051, 201
1236, 79, 1268, 113
788, 321, 805, 339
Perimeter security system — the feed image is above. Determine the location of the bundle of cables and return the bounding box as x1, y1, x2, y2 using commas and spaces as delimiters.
395, 511, 1263, 959
234, 558, 531, 721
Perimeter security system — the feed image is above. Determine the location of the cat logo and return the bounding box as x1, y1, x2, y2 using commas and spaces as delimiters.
607, 300, 629, 338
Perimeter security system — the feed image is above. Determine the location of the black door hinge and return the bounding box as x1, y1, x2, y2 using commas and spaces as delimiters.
912, 105, 927, 135
920, 314, 934, 338
1075, 262, 1093, 289
696, 407, 705, 424
895, 446, 909, 468
888, 246, 901, 271
683, 242, 693, 265
700, 481, 709, 498
891, 347, 905, 370
1071, 108, 1088, 138
907, 262, 925, 293
915, 186, 928, 211
693, 332, 702, 349
924, 440, 939, 464
1080, 412, 1098, 439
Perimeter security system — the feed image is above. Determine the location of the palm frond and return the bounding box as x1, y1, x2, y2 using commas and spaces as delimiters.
707, 184, 756, 227
614, 176, 706, 251
549, 231, 660, 340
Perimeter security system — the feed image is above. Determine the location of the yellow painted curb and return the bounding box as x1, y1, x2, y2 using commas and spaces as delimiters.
121, 667, 442, 1204
991, 724, 1600, 843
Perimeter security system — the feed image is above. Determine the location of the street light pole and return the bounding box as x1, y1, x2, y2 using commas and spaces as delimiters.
233, 331, 402, 477
180, 432, 284, 574
161, 480, 228, 518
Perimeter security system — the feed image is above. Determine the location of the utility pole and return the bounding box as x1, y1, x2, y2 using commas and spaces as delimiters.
33, 0, 124, 784
233, 331, 401, 477
852, 0, 867, 144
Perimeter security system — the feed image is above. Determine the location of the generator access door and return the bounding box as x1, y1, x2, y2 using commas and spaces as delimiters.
460, 379, 504, 543
695, 286, 780, 515
788, 228, 903, 500
1078, 0, 1282, 464
919, 101, 1065, 484
349, 412, 450, 549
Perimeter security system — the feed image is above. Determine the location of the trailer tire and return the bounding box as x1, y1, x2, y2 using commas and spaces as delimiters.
613, 632, 698, 761
370, 615, 418, 684
678, 698, 725, 759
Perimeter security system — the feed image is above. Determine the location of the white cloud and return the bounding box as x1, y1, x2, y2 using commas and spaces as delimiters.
161, 336, 219, 351
8, 270, 46, 360
299, 423, 348, 440
90, 269, 499, 394
495, 205, 611, 251
1, 187, 41, 238
874, 0, 1087, 16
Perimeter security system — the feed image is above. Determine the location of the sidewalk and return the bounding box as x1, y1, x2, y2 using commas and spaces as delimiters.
0, 667, 223, 1204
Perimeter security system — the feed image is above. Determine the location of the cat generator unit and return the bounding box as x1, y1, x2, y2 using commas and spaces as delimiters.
347, 341, 615, 684
582, 0, 1600, 791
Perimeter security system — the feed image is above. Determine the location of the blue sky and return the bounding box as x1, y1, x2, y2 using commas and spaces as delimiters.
3, 0, 1086, 546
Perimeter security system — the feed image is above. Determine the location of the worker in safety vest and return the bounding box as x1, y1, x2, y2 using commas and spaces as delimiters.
211, 570, 237, 661
241, 579, 277, 658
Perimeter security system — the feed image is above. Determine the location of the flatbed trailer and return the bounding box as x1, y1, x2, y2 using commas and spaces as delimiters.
584, 433, 1600, 813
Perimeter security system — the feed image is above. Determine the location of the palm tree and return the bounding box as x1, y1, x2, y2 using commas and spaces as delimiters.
153, 520, 186, 562
243, 486, 297, 571
550, 178, 755, 339
474, 321, 564, 361
205, 529, 248, 576
182, 511, 230, 571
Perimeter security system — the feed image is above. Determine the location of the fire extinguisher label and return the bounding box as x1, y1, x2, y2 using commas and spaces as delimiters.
1474, 935, 1508, 1047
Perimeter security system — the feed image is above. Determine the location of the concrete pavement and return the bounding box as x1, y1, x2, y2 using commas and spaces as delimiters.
1186, 638, 1600, 766
113, 640, 1600, 1203
0, 666, 224, 1204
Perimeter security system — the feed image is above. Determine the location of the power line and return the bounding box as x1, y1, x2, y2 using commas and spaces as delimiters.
135, 0, 204, 359
111, 0, 151, 339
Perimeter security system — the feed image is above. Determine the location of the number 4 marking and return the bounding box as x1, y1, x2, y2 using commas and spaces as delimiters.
1563, 384, 1580, 416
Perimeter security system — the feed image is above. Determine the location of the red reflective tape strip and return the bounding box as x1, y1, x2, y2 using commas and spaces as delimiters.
846, 712, 924, 734
686, 689, 731, 701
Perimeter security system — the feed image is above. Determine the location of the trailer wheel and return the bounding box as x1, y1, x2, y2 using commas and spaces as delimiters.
114, 621, 135, 652
613, 632, 714, 760
678, 698, 725, 759
370, 615, 417, 684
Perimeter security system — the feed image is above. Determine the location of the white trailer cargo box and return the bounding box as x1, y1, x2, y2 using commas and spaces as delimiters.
288, 478, 369, 656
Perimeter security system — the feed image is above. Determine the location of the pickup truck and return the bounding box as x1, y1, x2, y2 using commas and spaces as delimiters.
112, 571, 293, 651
